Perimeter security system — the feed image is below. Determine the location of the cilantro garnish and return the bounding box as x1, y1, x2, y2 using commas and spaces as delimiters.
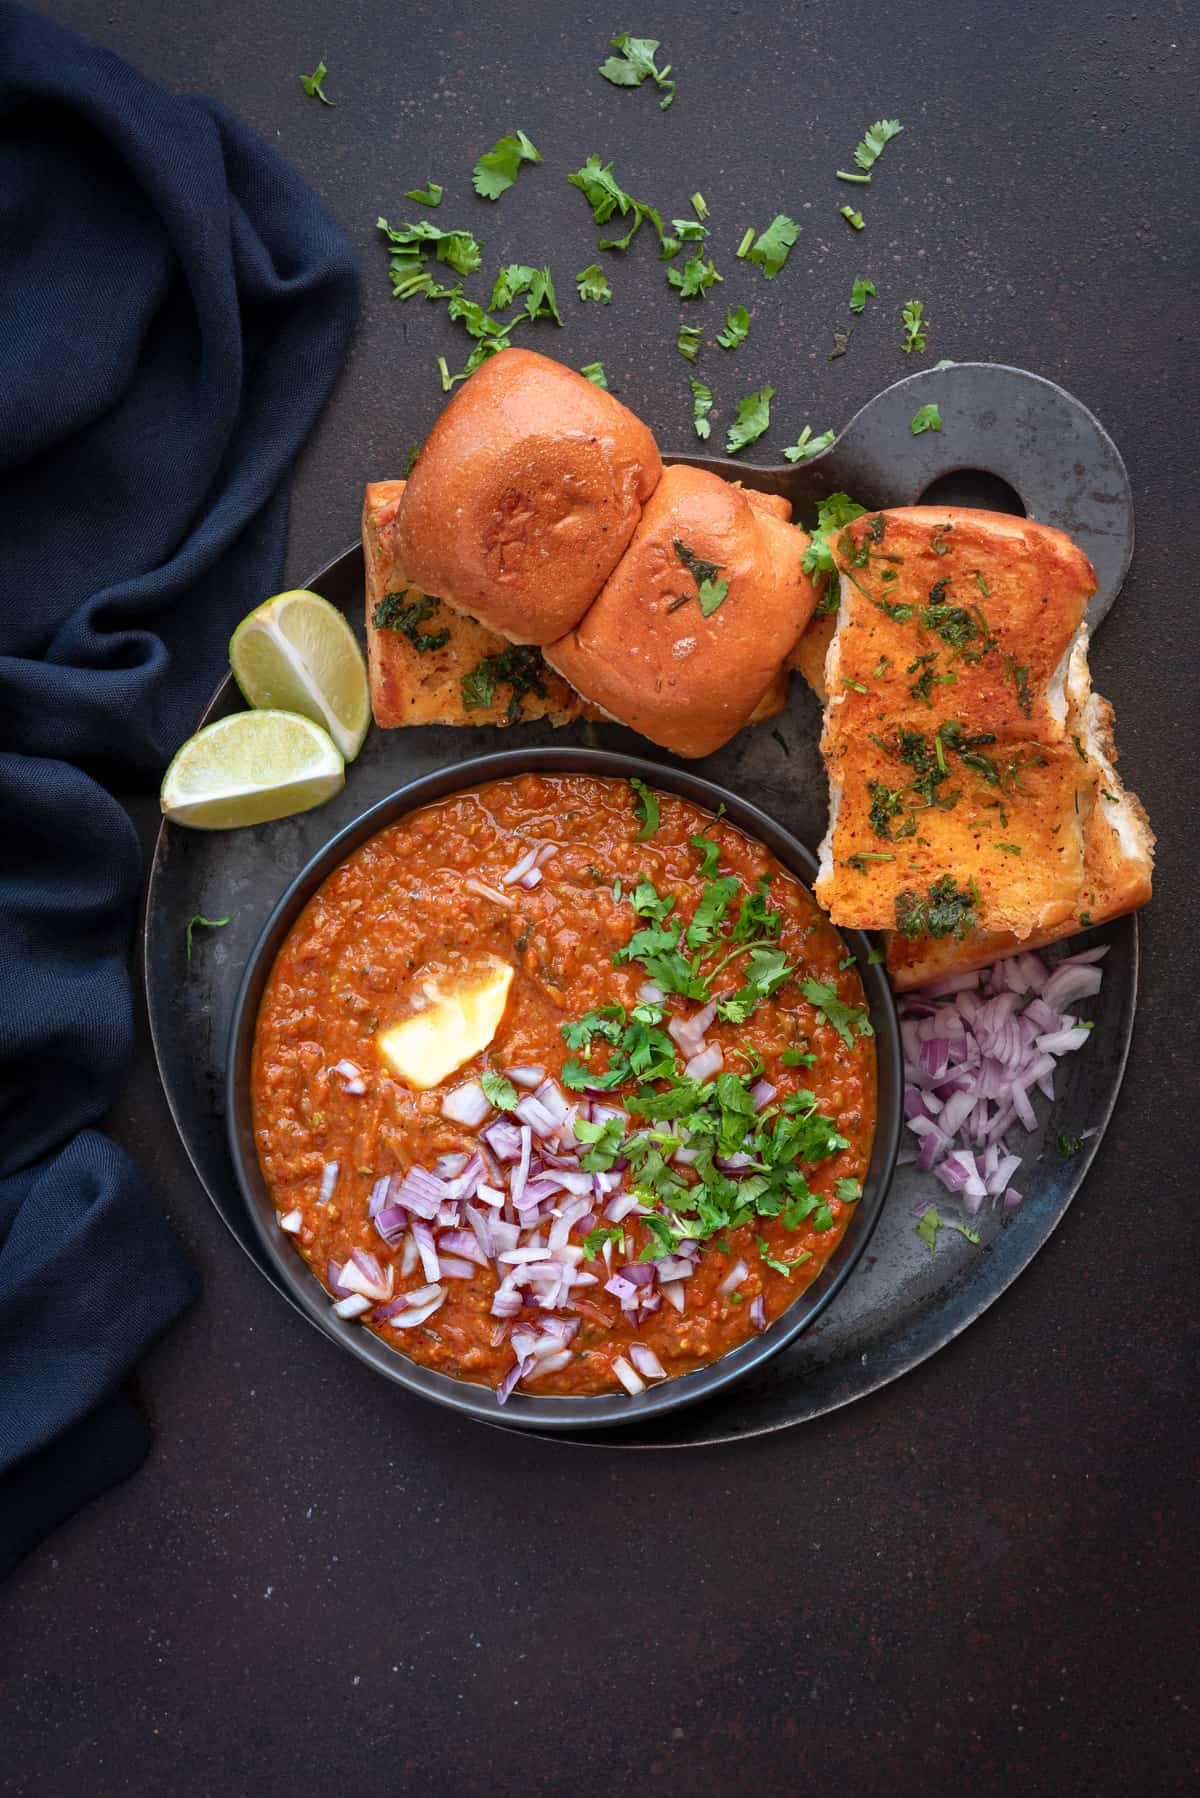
299, 61, 334, 105
673, 539, 728, 614
472, 130, 541, 201
405, 181, 442, 207
580, 362, 609, 387
781, 1045, 816, 1068
783, 425, 835, 463
185, 914, 231, 963
677, 323, 702, 362
630, 778, 660, 841
574, 1115, 628, 1171
376, 217, 483, 284
839, 206, 865, 231
577, 263, 613, 304
849, 277, 876, 313
911, 403, 942, 435
756, 1236, 792, 1277
461, 644, 549, 721
901, 300, 927, 354
916, 1207, 941, 1254
893, 876, 979, 942
800, 977, 874, 1048
582, 1224, 625, 1261
667, 254, 723, 299
725, 385, 774, 456
848, 118, 904, 175
371, 591, 450, 652
689, 377, 713, 440
834, 1178, 862, 1202
598, 32, 676, 109
717, 305, 750, 350
801, 491, 867, 609
480, 1071, 518, 1111
1058, 1133, 1085, 1158
488, 264, 562, 323
738, 215, 799, 280
829, 330, 853, 360
685, 877, 742, 950
690, 835, 722, 877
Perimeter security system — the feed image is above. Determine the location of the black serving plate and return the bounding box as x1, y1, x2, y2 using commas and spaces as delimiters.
224, 751, 902, 1430
143, 360, 1140, 1446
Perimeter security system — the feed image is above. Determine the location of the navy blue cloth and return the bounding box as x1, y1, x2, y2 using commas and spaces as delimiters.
0, 1, 359, 1574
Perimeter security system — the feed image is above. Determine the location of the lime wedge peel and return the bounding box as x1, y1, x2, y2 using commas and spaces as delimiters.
160, 709, 345, 831
229, 589, 370, 762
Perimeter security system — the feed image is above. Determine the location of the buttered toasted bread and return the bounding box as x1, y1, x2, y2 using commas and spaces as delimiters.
364, 481, 590, 731
816, 507, 1103, 942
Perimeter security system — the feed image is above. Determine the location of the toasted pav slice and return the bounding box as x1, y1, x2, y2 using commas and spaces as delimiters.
825, 506, 1095, 745
885, 629, 1154, 986
364, 480, 590, 730
389, 347, 663, 646
545, 464, 819, 759
817, 728, 1091, 939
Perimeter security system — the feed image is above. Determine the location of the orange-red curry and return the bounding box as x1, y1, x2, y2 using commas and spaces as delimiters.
252, 774, 876, 1399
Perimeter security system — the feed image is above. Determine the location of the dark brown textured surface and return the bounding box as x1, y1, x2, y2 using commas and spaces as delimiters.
6, 2, 1199, 1793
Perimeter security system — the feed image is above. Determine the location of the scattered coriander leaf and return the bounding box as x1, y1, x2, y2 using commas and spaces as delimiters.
580, 361, 609, 387
480, 1071, 518, 1110
800, 976, 874, 1047
667, 253, 723, 299
488, 264, 563, 324
460, 643, 548, 720
839, 205, 865, 231
689, 375, 713, 439
630, 777, 660, 841
836, 169, 872, 184
756, 1236, 793, 1277
849, 276, 876, 313
598, 32, 676, 109
725, 384, 774, 455
894, 875, 979, 941
852, 118, 904, 173
834, 1177, 862, 1202
911, 402, 942, 435
299, 61, 334, 105
901, 299, 927, 354
740, 214, 799, 279
691, 193, 708, 219
690, 835, 722, 877
717, 304, 750, 350
677, 323, 703, 362
405, 181, 442, 207
576, 262, 613, 303
783, 424, 835, 463
472, 130, 541, 201
376, 216, 483, 283
948, 1219, 982, 1244
781, 1045, 816, 1067
371, 590, 450, 651
801, 491, 866, 605
582, 1224, 625, 1260
186, 914, 231, 962
916, 1206, 941, 1254
1058, 1132, 1085, 1157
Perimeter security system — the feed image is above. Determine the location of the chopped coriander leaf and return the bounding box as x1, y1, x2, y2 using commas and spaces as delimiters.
741, 214, 799, 280
480, 1071, 518, 1110
690, 835, 722, 877
839, 206, 865, 231
299, 61, 334, 105
185, 914, 231, 962
576, 263, 613, 303
376, 216, 483, 282
573, 1115, 628, 1171
836, 169, 871, 185
582, 1224, 625, 1260
802, 490, 866, 608
948, 1219, 981, 1244
488, 264, 563, 324
911, 402, 942, 435
371, 590, 450, 652
677, 323, 703, 362
781, 1045, 816, 1067
801, 977, 874, 1047
461, 644, 549, 721
689, 376, 713, 440
834, 1177, 862, 1202
685, 876, 741, 949
1058, 1132, 1085, 1157
405, 181, 442, 206
630, 777, 660, 841
916, 1206, 941, 1254
598, 32, 675, 108
580, 361, 609, 387
717, 305, 750, 350
756, 1236, 792, 1276
894, 875, 979, 941
849, 276, 876, 313
736, 226, 755, 259
568, 154, 635, 225
901, 299, 927, 354
725, 384, 774, 456
674, 539, 722, 589
784, 425, 835, 463
667, 253, 723, 299
472, 130, 541, 201
852, 117, 904, 172
829, 330, 853, 360
731, 873, 783, 942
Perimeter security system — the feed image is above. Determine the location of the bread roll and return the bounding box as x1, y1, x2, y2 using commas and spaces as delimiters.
390, 347, 662, 645
545, 465, 818, 758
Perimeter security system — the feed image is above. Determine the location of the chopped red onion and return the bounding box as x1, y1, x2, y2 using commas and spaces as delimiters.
465, 877, 514, 906
629, 1344, 666, 1381
496, 1354, 534, 1404
510, 1125, 533, 1206
534, 1348, 573, 1374
432, 1151, 469, 1180
719, 1258, 749, 1296
605, 1274, 640, 1306
750, 1079, 777, 1112
482, 1119, 523, 1162
612, 1355, 645, 1395
502, 847, 539, 885
387, 1290, 447, 1328
507, 1065, 546, 1089
749, 1295, 766, 1331
278, 1209, 302, 1234
442, 1081, 491, 1128
669, 1000, 717, 1060
638, 981, 665, 1004
410, 1219, 440, 1283
438, 1254, 477, 1279
333, 1292, 372, 1320
684, 1043, 723, 1083
660, 1281, 686, 1313
317, 1160, 338, 1205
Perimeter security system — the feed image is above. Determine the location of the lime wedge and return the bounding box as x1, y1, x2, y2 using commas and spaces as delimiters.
229, 589, 369, 761
160, 710, 345, 829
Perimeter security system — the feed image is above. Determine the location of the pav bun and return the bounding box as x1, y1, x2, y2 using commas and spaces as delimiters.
545, 465, 819, 758
391, 347, 662, 644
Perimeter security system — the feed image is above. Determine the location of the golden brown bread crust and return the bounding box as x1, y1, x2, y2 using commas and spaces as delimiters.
363, 480, 591, 731
389, 347, 663, 645
543, 465, 818, 759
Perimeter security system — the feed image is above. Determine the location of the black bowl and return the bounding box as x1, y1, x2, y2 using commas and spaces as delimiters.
227, 748, 902, 1430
